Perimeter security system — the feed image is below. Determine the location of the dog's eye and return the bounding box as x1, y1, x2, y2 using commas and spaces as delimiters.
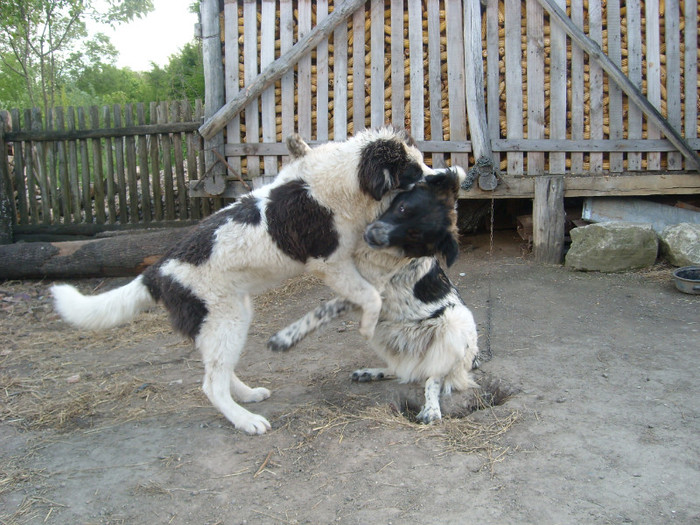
398, 204, 406, 214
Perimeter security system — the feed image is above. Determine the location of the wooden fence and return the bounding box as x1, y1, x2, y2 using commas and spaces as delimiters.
0, 100, 222, 238
199, 0, 699, 199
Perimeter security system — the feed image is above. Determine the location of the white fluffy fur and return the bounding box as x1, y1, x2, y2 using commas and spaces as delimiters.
51, 128, 434, 435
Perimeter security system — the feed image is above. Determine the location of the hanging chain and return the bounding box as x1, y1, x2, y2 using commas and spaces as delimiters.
482, 196, 496, 363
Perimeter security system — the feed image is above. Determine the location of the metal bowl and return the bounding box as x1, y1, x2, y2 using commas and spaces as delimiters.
672, 266, 700, 295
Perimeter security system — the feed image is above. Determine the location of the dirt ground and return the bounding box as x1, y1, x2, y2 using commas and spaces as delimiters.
1, 231, 699, 525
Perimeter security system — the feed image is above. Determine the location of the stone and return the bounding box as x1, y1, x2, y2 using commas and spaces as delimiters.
565, 222, 658, 272
659, 223, 700, 267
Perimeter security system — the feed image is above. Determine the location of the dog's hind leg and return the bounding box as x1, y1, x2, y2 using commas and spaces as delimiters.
197, 296, 271, 435
416, 377, 443, 424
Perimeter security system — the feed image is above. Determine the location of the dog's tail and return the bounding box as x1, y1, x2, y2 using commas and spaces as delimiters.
51, 275, 156, 330
267, 297, 354, 351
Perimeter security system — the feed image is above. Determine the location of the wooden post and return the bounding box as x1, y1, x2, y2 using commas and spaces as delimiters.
200, 0, 226, 194
0, 117, 13, 244
533, 176, 565, 264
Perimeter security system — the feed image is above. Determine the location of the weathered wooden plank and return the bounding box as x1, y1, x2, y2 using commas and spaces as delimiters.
66, 108, 82, 223
569, 0, 584, 174
11, 110, 28, 224
102, 106, 117, 223
149, 101, 163, 222
171, 102, 188, 220
548, 0, 567, 174
297, 0, 312, 139
333, 9, 348, 141
370, 0, 385, 128
112, 105, 128, 223
316, 0, 330, 141
626, 0, 643, 171
445, 0, 468, 168
55, 109, 72, 222
45, 110, 61, 223
123, 105, 139, 223
644, 0, 661, 170
504, 0, 523, 175
427, 0, 443, 165
24, 109, 39, 223
664, 0, 682, 170
390, 0, 405, 129
492, 138, 700, 152
135, 103, 151, 223
89, 106, 106, 224
526, 0, 545, 175
352, 3, 366, 133
538, 0, 700, 171
201, 0, 225, 185
31, 108, 51, 224
77, 107, 93, 223
280, 0, 295, 140
533, 176, 565, 264
587, 0, 604, 172
243, 0, 260, 178
0, 117, 11, 242
485, 0, 500, 168
606, 0, 624, 172
224, 0, 242, 178
261, 0, 279, 175
683, 0, 698, 142
6, 121, 201, 142
158, 102, 175, 221
407, 0, 424, 141
182, 102, 200, 220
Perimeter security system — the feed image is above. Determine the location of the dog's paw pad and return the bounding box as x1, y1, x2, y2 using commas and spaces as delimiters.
416, 406, 442, 424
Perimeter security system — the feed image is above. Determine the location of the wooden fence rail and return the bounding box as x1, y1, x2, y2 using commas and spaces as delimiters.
1, 100, 221, 238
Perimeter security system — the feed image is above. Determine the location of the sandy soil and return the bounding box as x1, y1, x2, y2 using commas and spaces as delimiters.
1, 231, 699, 525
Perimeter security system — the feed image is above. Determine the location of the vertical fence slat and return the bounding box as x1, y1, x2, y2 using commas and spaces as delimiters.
102, 106, 117, 223
124, 105, 139, 223
644, 0, 661, 170
31, 108, 50, 224
24, 109, 39, 223
427, 0, 443, 165
90, 106, 106, 224
171, 102, 188, 219
183, 101, 200, 220
605, 0, 624, 172
54, 109, 71, 223
261, 0, 278, 176
66, 108, 82, 223
626, 0, 643, 171
279, 0, 295, 141
158, 102, 175, 221
407, 0, 424, 141
77, 107, 93, 223
10, 110, 27, 224
549, 0, 567, 174
316, 0, 330, 141
664, 0, 682, 170
244, 0, 261, 177
587, 0, 604, 172
113, 105, 128, 222
46, 110, 60, 222
136, 103, 151, 223
684, 0, 698, 143
297, 0, 312, 138
390, 0, 405, 129
370, 0, 385, 128
505, 0, 523, 175
352, 3, 366, 133
149, 102, 163, 221
526, 0, 545, 175
445, 0, 468, 168
333, 8, 349, 141
486, 0, 501, 169
224, 0, 242, 180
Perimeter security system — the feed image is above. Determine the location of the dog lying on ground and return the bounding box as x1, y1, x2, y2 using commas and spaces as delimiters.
51, 127, 435, 434
268, 136, 480, 423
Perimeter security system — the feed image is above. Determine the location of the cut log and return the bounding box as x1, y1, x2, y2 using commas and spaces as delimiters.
0, 228, 193, 280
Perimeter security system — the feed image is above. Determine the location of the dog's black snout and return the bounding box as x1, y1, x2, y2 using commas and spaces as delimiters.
364, 222, 392, 248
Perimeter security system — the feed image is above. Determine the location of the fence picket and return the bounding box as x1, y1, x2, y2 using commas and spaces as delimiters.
46, 109, 61, 222
66, 108, 82, 223
171, 102, 188, 220
427, 0, 443, 166
77, 107, 93, 222
24, 109, 39, 223
102, 106, 117, 223
505, 0, 523, 175
664, 0, 682, 170
90, 106, 106, 224
351, 3, 366, 133
645, 0, 661, 170
136, 103, 151, 223
11, 109, 28, 224
526, 0, 545, 175
158, 102, 175, 221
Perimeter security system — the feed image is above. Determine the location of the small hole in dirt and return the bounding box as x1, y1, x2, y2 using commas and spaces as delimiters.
393, 375, 518, 421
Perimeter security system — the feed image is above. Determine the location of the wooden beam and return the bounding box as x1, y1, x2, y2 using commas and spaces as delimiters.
533, 176, 565, 264
0, 117, 12, 244
536, 0, 700, 171
199, 0, 366, 141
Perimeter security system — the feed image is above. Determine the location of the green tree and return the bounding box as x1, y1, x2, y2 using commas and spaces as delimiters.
0, 0, 153, 114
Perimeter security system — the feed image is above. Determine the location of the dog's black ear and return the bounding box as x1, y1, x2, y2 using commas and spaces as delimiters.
358, 138, 408, 200
437, 233, 460, 267
424, 169, 460, 196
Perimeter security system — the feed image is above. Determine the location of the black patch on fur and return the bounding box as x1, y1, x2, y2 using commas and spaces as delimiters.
413, 261, 452, 304
166, 195, 261, 266
142, 265, 208, 339
358, 138, 422, 201
266, 180, 339, 262
427, 305, 448, 319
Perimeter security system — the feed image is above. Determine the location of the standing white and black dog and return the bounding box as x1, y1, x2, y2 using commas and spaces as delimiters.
51, 128, 435, 434
268, 136, 481, 423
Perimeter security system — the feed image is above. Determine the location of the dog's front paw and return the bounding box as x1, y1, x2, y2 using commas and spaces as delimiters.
351, 368, 385, 382
416, 404, 442, 424
237, 413, 271, 435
